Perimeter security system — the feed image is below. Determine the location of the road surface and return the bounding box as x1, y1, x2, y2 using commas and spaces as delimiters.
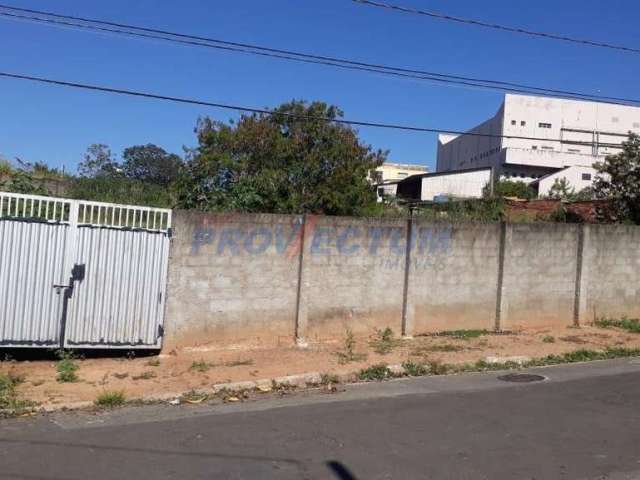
2, 359, 640, 479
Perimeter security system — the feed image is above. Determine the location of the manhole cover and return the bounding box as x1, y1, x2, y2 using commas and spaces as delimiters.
498, 373, 546, 383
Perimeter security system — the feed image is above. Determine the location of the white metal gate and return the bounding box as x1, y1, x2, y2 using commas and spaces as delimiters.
0, 191, 172, 349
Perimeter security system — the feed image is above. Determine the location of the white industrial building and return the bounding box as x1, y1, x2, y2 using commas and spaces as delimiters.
397, 94, 639, 202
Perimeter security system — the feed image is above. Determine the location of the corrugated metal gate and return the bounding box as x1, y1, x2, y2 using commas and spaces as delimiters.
0, 191, 171, 349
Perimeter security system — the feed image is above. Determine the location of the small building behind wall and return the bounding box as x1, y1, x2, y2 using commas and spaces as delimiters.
530, 165, 599, 197
396, 167, 492, 202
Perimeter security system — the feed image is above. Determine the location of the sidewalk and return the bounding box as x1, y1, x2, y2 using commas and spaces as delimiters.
1, 324, 638, 411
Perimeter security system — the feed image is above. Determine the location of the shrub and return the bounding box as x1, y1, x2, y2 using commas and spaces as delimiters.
370, 327, 400, 355
358, 364, 392, 381
95, 390, 126, 408
595, 317, 640, 334
56, 351, 79, 383
402, 361, 428, 377
337, 329, 367, 364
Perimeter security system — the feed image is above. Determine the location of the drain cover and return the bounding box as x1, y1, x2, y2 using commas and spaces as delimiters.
498, 373, 546, 383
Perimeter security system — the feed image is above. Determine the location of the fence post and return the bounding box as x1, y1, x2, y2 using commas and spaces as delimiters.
494, 222, 508, 331
294, 214, 309, 347
58, 200, 79, 347
401, 211, 414, 337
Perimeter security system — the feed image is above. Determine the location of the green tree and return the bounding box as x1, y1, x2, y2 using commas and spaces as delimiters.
66, 176, 171, 208
0, 169, 47, 195
77, 144, 120, 178
175, 100, 387, 215
546, 177, 575, 200
593, 132, 640, 223
486, 179, 536, 200
121, 144, 182, 186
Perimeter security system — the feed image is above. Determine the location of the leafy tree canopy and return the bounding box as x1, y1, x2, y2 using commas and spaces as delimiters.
593, 132, 640, 223
122, 144, 182, 186
486, 179, 536, 200
175, 100, 387, 216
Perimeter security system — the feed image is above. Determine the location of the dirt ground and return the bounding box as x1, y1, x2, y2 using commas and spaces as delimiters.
2, 324, 639, 409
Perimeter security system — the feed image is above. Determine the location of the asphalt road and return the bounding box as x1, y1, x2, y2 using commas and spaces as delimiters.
2, 359, 640, 479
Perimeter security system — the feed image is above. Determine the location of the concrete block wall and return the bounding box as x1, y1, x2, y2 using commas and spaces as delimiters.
164, 210, 640, 348
499, 224, 580, 330
164, 211, 303, 348
581, 225, 640, 322
297, 216, 407, 342
405, 223, 501, 334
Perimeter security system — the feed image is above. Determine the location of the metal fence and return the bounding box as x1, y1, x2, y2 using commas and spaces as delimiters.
0, 191, 172, 349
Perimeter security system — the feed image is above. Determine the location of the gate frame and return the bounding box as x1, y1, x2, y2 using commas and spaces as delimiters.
0, 190, 172, 349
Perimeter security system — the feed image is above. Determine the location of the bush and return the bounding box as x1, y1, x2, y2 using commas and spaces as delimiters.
402, 361, 428, 376
358, 364, 392, 381
95, 390, 126, 408
369, 327, 400, 355
56, 352, 79, 383
595, 317, 640, 334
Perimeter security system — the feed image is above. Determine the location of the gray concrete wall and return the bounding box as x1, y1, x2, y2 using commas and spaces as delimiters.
164, 211, 640, 348
581, 225, 640, 322
297, 216, 407, 342
405, 222, 501, 334
499, 224, 580, 330
164, 211, 302, 348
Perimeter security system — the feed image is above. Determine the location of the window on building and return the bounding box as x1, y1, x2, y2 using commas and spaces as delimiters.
521, 121, 526, 126
532, 145, 538, 150
634, 122, 640, 129
541, 146, 554, 150
582, 173, 592, 181
511, 120, 516, 126
397, 172, 408, 177
612, 117, 619, 123
538, 122, 552, 129
568, 148, 580, 153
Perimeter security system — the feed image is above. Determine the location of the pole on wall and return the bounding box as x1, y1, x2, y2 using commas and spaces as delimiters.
494, 222, 508, 331
294, 214, 309, 348
401, 207, 415, 337
573, 224, 587, 327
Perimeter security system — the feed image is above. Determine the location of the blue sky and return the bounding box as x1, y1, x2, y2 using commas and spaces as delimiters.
1, 0, 639, 172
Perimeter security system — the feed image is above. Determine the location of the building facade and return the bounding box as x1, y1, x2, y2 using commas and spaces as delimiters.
373, 162, 428, 183
437, 94, 640, 186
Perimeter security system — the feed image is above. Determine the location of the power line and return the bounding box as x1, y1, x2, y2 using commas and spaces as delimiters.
0, 5, 638, 106
0, 70, 623, 147
352, 0, 640, 54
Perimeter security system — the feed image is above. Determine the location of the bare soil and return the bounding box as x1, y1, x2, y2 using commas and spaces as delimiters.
2, 324, 638, 409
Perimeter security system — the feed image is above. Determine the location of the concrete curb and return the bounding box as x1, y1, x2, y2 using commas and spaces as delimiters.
30, 357, 553, 413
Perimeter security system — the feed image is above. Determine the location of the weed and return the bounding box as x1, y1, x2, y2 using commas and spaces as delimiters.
369, 327, 400, 355
438, 329, 490, 340
56, 351, 79, 383
426, 359, 450, 375
190, 360, 211, 373
595, 317, 640, 334
428, 344, 464, 353
320, 373, 340, 385
146, 358, 161, 367
0, 373, 33, 414
336, 329, 367, 364
559, 335, 588, 344
225, 359, 254, 367
402, 360, 428, 376
182, 390, 209, 403
95, 390, 126, 408
466, 360, 522, 372
358, 364, 392, 381
528, 347, 640, 367
132, 371, 156, 381
542, 335, 556, 343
